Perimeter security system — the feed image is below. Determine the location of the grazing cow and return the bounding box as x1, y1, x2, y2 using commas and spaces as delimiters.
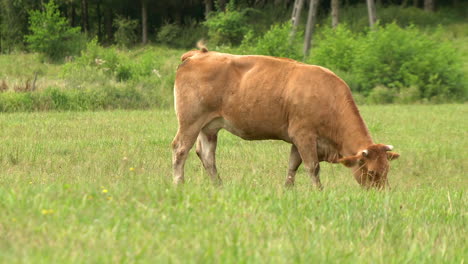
172, 44, 400, 189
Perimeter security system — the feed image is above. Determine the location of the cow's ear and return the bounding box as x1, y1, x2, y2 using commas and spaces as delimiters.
387, 152, 400, 161
338, 155, 360, 167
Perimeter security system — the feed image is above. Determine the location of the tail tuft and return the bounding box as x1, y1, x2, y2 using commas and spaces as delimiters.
180, 41, 209, 62
197, 40, 208, 53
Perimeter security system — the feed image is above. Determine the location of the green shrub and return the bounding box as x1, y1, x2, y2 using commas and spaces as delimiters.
367, 85, 395, 104
157, 23, 182, 46
311, 24, 357, 71
249, 23, 302, 61
354, 23, 465, 101
114, 16, 138, 48
116, 64, 133, 81
395, 85, 421, 104
156, 21, 207, 48
0, 92, 33, 112
310, 23, 466, 102
329, 4, 464, 33
0, 85, 160, 112
25, 0, 84, 61
204, 1, 248, 45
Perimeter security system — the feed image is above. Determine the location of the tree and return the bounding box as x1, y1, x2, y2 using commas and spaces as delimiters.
424, 0, 434, 11
81, 0, 89, 34
303, 0, 319, 59
290, 0, 304, 40
141, 0, 148, 44
25, 0, 83, 60
204, 0, 213, 18
366, 0, 377, 27
331, 0, 339, 28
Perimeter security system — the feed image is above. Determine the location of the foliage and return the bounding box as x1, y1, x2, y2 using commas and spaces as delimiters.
204, 1, 248, 45
156, 23, 182, 46
246, 23, 302, 61
367, 85, 395, 104
156, 20, 207, 48
310, 25, 357, 71
0, 86, 152, 112
113, 15, 139, 48
0, 0, 28, 53
311, 23, 466, 103
24, 0, 84, 61
332, 4, 466, 33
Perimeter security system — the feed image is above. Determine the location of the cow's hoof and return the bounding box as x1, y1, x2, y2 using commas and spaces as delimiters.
212, 178, 223, 187
173, 178, 185, 185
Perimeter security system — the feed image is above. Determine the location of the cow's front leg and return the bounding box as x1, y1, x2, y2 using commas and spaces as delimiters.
292, 134, 323, 190
285, 144, 302, 187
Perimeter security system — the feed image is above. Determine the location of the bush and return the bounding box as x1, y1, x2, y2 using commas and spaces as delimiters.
204, 1, 248, 45
354, 24, 465, 100
249, 23, 302, 61
156, 23, 182, 46
395, 85, 421, 104
367, 85, 395, 104
311, 24, 357, 71
156, 20, 207, 48
329, 4, 464, 33
114, 16, 138, 48
310, 23, 466, 102
25, 0, 84, 61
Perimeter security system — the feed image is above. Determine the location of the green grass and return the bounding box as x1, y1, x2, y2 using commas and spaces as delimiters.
0, 105, 466, 263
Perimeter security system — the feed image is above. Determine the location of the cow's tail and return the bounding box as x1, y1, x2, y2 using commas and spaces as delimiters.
180, 40, 209, 62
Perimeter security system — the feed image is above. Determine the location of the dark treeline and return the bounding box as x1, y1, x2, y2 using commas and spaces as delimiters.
0, 0, 461, 52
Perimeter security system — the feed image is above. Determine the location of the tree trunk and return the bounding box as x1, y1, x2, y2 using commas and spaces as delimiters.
97, 0, 102, 43
70, 4, 77, 27
413, 0, 419, 7
81, 0, 89, 34
218, 0, 226, 11
303, 0, 319, 59
366, 0, 377, 28
331, 0, 339, 28
290, 0, 304, 40
424, 0, 434, 11
204, 0, 213, 18
104, 7, 113, 44
141, 0, 148, 44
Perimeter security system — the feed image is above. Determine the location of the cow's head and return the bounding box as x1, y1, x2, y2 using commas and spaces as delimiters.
339, 144, 400, 189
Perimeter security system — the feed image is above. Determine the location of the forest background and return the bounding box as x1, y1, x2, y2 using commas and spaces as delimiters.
0, 0, 466, 111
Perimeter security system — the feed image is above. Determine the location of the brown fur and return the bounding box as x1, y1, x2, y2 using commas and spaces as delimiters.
172, 46, 399, 188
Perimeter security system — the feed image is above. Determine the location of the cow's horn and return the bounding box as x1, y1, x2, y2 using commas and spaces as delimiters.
361, 150, 369, 156
385, 145, 394, 151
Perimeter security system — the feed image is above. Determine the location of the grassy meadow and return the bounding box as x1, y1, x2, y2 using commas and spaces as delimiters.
0, 104, 466, 263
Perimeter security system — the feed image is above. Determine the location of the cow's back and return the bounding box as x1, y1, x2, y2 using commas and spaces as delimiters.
175, 52, 350, 141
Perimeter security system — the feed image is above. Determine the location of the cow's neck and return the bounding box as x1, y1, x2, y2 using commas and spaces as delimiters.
335, 98, 374, 157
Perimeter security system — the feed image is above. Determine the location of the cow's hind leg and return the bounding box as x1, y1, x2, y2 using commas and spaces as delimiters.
195, 130, 222, 185
172, 124, 202, 184
285, 145, 302, 187
292, 133, 323, 190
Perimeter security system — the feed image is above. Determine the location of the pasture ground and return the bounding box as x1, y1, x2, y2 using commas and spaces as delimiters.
0, 105, 466, 263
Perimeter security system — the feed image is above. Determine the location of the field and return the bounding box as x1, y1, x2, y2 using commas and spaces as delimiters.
0, 104, 467, 263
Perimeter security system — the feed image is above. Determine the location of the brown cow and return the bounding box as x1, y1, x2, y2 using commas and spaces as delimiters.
172, 44, 400, 189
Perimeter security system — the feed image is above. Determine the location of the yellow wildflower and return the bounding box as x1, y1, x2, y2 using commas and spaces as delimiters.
102, 189, 108, 194
41, 209, 54, 215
